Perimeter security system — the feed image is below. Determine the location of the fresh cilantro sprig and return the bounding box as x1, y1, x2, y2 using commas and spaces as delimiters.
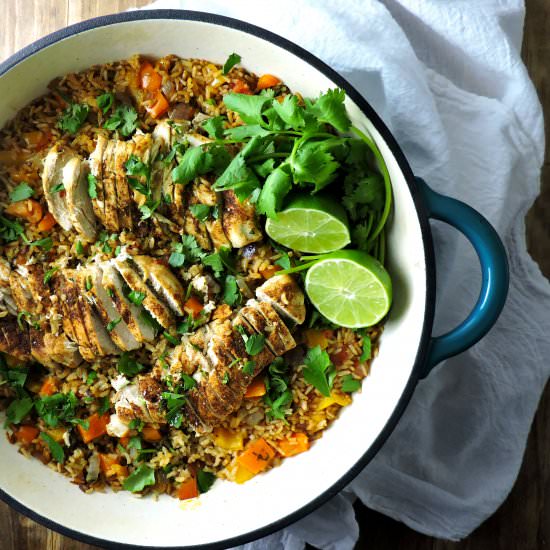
58, 102, 89, 135
104, 104, 139, 136
9, 183, 34, 203
302, 345, 336, 397
263, 358, 293, 422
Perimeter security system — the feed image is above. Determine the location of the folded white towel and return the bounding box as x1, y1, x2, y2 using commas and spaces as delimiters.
142, 1, 550, 546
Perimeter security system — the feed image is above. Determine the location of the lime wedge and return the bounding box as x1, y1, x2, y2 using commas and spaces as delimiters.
305, 250, 392, 328
265, 195, 350, 253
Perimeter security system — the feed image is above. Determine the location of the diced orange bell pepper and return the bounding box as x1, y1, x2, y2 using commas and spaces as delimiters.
277, 433, 309, 457
184, 296, 204, 318
256, 74, 281, 91
304, 329, 330, 350
139, 61, 162, 92
15, 425, 39, 445
259, 264, 282, 279
244, 377, 267, 399
177, 477, 199, 500
37, 212, 57, 232
99, 453, 127, 478
213, 427, 244, 451
142, 425, 162, 443
234, 462, 256, 484
78, 413, 109, 443
4, 199, 42, 224
232, 79, 252, 95
39, 377, 57, 396
237, 438, 275, 474
146, 91, 170, 119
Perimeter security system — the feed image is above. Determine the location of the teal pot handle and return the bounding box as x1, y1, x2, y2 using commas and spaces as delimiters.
417, 178, 509, 377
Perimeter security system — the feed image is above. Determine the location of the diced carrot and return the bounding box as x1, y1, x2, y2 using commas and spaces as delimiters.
304, 329, 330, 350
139, 61, 162, 92
78, 413, 109, 443
142, 425, 162, 443
15, 425, 39, 445
232, 79, 252, 95
329, 350, 349, 367
234, 462, 256, 484
177, 477, 199, 500
259, 264, 282, 279
213, 428, 244, 451
119, 436, 130, 448
244, 377, 267, 398
146, 91, 170, 119
99, 453, 127, 477
237, 438, 275, 474
37, 212, 57, 232
256, 74, 281, 91
4, 199, 42, 224
39, 377, 57, 396
277, 433, 309, 457
184, 296, 204, 318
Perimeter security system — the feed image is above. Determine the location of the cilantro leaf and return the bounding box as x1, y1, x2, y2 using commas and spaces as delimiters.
223, 93, 271, 126
359, 331, 371, 362
35, 392, 79, 428
197, 469, 216, 493
168, 250, 185, 268
291, 140, 339, 192
306, 88, 351, 133
51, 183, 65, 194
106, 317, 122, 332
127, 290, 146, 306
341, 374, 361, 393
161, 391, 186, 428
104, 105, 139, 136
58, 103, 89, 135
40, 432, 65, 463
189, 204, 212, 222
222, 275, 240, 306
87, 173, 98, 199
0, 215, 26, 243
5, 397, 33, 425
242, 360, 256, 376
30, 237, 53, 251
224, 125, 271, 140
272, 94, 305, 129
117, 352, 145, 377
172, 146, 215, 185
222, 53, 241, 75
202, 116, 226, 139
245, 333, 265, 356
163, 332, 179, 345
302, 345, 336, 397
122, 464, 156, 493
256, 164, 292, 218
97, 92, 114, 114
43, 266, 59, 285
9, 183, 34, 203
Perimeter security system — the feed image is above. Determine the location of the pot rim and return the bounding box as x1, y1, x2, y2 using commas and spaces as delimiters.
0, 9, 436, 549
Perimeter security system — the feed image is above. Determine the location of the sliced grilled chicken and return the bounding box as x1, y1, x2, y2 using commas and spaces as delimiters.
0, 258, 16, 315
101, 140, 120, 232
86, 265, 140, 351
222, 190, 262, 248
130, 255, 186, 316
113, 140, 135, 230
42, 144, 74, 231
170, 181, 187, 226
152, 335, 210, 382
255, 274, 306, 325
112, 256, 174, 328
0, 316, 31, 361
9, 270, 34, 314
101, 262, 156, 343
130, 132, 153, 208
72, 270, 120, 357
63, 157, 97, 240
9, 264, 50, 316
240, 301, 289, 357
29, 328, 82, 369
184, 192, 212, 250
114, 374, 164, 424
192, 179, 231, 250
89, 134, 107, 223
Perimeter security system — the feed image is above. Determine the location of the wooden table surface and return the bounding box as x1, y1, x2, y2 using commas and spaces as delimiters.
0, 1, 548, 549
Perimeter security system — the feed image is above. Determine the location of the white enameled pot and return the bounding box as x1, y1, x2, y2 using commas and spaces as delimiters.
0, 11, 509, 549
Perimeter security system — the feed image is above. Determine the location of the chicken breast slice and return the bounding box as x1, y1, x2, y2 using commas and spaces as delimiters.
255, 274, 306, 325
114, 375, 165, 424
0, 316, 31, 361
0, 259, 16, 315
63, 157, 97, 240
101, 140, 120, 232
251, 299, 296, 355
130, 132, 153, 208
184, 192, 212, 250
240, 302, 289, 358
86, 265, 140, 351
222, 190, 262, 248
101, 262, 156, 343
112, 256, 174, 329
42, 144, 74, 231
29, 328, 82, 369
89, 134, 107, 223
130, 255, 186, 316
113, 140, 135, 230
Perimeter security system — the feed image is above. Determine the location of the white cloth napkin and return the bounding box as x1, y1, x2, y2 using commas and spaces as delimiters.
141, 1, 550, 546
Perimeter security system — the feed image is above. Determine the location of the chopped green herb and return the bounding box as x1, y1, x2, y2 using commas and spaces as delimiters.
87, 173, 98, 199
263, 359, 292, 422
127, 436, 142, 450
17, 311, 31, 330
117, 352, 145, 378
43, 266, 59, 285
140, 311, 161, 335
106, 317, 122, 332
275, 253, 291, 270
85, 276, 93, 291
127, 290, 146, 306
30, 237, 53, 251
97, 92, 114, 114
75, 240, 84, 255
359, 331, 371, 362
97, 395, 111, 415
197, 469, 216, 493
58, 103, 89, 135
222, 275, 240, 306
161, 391, 186, 428
189, 204, 212, 222
86, 371, 98, 385
202, 116, 226, 139
35, 392, 79, 428
163, 332, 179, 346
222, 372, 230, 385
9, 183, 34, 203
129, 418, 144, 432
40, 432, 65, 463
222, 52, 241, 75
0, 361, 28, 389
245, 333, 265, 356
104, 104, 139, 136
341, 374, 361, 393
5, 397, 33, 425
181, 374, 197, 391
51, 183, 65, 194
0, 215, 26, 243
302, 345, 336, 397
242, 360, 255, 376
168, 250, 185, 268
122, 464, 155, 493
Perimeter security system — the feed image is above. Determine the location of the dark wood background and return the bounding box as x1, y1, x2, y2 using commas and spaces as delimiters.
0, 1, 548, 548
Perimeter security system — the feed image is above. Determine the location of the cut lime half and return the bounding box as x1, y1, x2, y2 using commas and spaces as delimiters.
265, 195, 350, 254
305, 250, 392, 328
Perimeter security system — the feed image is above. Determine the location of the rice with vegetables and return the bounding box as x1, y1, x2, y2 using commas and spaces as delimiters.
0, 54, 390, 499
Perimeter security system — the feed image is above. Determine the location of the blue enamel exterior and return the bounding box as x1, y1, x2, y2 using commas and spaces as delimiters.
416, 178, 510, 376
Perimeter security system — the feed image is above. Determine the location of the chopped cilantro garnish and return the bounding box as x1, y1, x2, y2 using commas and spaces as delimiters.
129, 418, 144, 432
202, 116, 226, 139
30, 237, 53, 251
86, 371, 98, 385
5, 397, 33, 425
359, 330, 372, 362
51, 183, 65, 194
127, 290, 146, 306
197, 469, 216, 493
87, 173, 98, 199
242, 360, 255, 376
302, 345, 336, 397
117, 352, 145, 378
222, 275, 240, 306
122, 464, 156, 493
104, 104, 139, 136
58, 102, 89, 135
75, 240, 84, 255
97, 395, 111, 415
96, 92, 114, 114
222, 372, 230, 385
222, 52, 241, 75
161, 391, 186, 428
106, 317, 122, 332
163, 332, 179, 346
245, 333, 265, 356
127, 436, 142, 450
9, 183, 34, 203
263, 358, 292, 422
40, 432, 65, 463
341, 374, 361, 393
43, 266, 59, 285
189, 204, 212, 222
35, 392, 79, 428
